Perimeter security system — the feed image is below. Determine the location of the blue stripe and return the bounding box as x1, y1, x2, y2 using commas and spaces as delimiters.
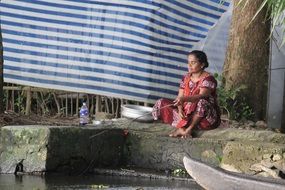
4, 73, 163, 100
3, 38, 187, 72
208, 0, 230, 7
1, 3, 205, 39
0, 11, 202, 45
0, 0, 228, 102
3, 48, 185, 85
10, 0, 210, 33
0, 11, 194, 48
124, 0, 215, 25
185, 0, 227, 13
1, 20, 190, 55
62, 0, 214, 26
133, 0, 228, 13
27, 0, 211, 31
4, 56, 182, 87
2, 28, 187, 63
147, 0, 221, 19
4, 65, 178, 95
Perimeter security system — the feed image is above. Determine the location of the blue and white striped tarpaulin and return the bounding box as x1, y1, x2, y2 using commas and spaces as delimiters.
0, 0, 230, 103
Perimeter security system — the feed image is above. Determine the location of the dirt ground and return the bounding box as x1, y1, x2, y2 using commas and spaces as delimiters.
0, 111, 282, 134
0, 111, 79, 127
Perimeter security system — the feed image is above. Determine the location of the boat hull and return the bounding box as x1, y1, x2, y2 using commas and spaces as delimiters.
183, 156, 285, 190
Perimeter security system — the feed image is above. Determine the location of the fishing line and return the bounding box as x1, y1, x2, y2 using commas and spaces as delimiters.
89, 103, 175, 139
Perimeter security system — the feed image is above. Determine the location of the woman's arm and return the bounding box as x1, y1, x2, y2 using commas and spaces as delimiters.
184, 87, 212, 102
174, 87, 212, 106
174, 74, 186, 107
174, 89, 184, 103
174, 89, 186, 118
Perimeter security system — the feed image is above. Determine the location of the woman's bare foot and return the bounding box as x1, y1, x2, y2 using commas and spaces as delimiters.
169, 129, 177, 137
181, 128, 192, 138
169, 128, 184, 137
181, 133, 192, 138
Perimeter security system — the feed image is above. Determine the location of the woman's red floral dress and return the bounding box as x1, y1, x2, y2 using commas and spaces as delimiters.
152, 74, 220, 130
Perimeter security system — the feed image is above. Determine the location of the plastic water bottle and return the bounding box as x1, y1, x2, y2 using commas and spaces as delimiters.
79, 102, 89, 126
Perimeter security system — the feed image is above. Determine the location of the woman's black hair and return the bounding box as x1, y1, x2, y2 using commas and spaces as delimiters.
189, 50, 209, 69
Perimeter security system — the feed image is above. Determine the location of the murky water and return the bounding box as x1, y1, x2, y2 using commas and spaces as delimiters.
0, 174, 203, 190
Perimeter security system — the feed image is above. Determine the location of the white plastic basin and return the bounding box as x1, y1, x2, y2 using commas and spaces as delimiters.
121, 104, 153, 122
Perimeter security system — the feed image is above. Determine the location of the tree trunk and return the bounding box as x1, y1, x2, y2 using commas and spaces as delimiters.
223, 0, 270, 120
0, 22, 4, 114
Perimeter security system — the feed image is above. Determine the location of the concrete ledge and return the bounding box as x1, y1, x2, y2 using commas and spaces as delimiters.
0, 125, 125, 174
198, 128, 285, 144
1, 119, 285, 177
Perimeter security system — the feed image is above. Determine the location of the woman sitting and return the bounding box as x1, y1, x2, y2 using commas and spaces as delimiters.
152, 50, 220, 138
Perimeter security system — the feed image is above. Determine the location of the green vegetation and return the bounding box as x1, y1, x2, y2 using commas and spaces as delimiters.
15, 91, 25, 114
214, 73, 254, 121
172, 168, 187, 177
216, 155, 223, 163
90, 184, 109, 189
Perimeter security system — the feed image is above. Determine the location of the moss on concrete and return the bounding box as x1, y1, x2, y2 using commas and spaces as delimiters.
0, 126, 49, 173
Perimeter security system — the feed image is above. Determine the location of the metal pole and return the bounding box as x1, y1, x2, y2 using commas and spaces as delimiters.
0, 15, 4, 114
266, 21, 273, 128
281, 75, 285, 133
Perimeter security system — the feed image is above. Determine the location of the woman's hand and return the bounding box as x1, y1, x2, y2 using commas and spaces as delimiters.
174, 96, 197, 106
173, 97, 186, 119
173, 96, 184, 106
178, 107, 186, 119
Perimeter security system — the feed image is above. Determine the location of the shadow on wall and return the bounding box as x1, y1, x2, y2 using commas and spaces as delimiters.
45, 127, 126, 175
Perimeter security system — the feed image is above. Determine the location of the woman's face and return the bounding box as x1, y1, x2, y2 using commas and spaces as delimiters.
188, 54, 204, 73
